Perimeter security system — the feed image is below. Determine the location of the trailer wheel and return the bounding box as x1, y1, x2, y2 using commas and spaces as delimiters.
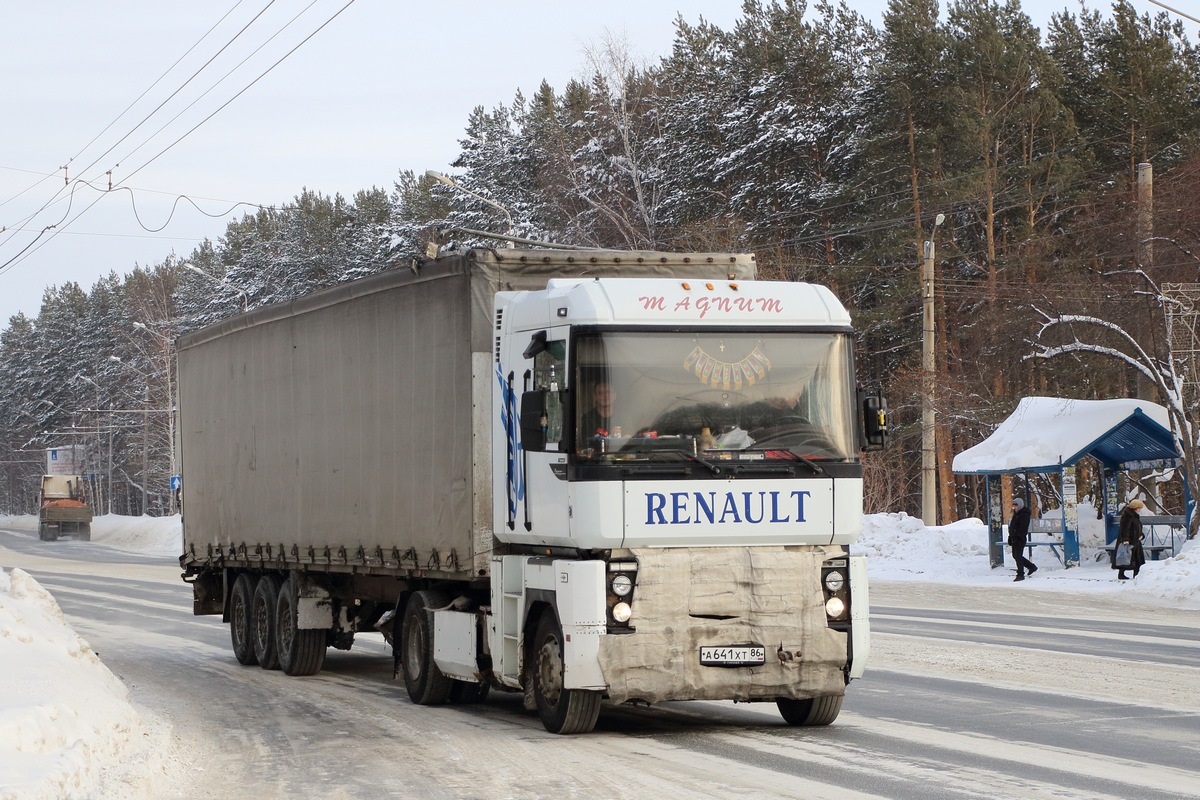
229, 573, 259, 666
776, 694, 843, 726
275, 573, 326, 677
252, 574, 283, 670
532, 610, 601, 734
401, 590, 453, 705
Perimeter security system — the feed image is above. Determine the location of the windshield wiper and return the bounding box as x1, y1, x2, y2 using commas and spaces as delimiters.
733, 452, 826, 476
659, 449, 726, 476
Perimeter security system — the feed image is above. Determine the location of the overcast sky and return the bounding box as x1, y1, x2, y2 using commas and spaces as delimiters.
0, 1, 1181, 326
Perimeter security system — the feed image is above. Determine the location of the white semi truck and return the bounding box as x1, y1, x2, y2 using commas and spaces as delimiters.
178, 248, 887, 734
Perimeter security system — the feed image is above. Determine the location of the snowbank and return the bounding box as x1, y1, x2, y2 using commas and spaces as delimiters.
857, 504, 1200, 609
0, 515, 178, 799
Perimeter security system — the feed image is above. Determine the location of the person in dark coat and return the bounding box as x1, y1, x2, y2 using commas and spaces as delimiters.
1008, 498, 1038, 581
1116, 498, 1146, 580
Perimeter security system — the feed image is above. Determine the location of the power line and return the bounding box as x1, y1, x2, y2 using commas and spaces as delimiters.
118, 1, 355, 187
111, 1, 323, 181
66, 1, 282, 192
0, 2, 266, 253
66, 1, 250, 171
0, 1, 356, 277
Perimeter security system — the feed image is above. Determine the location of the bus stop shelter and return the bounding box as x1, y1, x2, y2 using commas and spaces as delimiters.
952, 397, 1183, 568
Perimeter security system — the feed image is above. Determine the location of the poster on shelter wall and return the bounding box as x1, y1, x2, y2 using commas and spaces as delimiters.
1063, 465, 1078, 531
987, 477, 1004, 568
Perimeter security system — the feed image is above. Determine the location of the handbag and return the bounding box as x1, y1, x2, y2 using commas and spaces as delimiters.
1115, 542, 1132, 567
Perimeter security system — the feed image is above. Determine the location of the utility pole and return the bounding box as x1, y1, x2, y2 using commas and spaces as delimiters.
1137, 163, 1155, 402
1137, 162, 1153, 270
922, 213, 945, 526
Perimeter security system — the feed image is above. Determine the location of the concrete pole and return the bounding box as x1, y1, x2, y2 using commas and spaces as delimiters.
1137, 162, 1153, 270
922, 213, 944, 526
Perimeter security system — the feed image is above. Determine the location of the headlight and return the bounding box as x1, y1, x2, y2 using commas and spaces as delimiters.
611, 574, 633, 597
612, 602, 632, 623
824, 570, 845, 593
825, 597, 846, 619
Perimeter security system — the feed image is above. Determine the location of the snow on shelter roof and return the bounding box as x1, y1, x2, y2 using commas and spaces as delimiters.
952, 397, 1175, 475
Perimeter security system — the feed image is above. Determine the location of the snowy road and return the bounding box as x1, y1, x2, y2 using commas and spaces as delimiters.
3, 527, 1198, 800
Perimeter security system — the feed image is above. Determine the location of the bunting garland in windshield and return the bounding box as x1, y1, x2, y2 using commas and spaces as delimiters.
683, 345, 771, 390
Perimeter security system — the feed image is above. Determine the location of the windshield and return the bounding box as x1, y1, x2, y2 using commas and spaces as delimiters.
573, 330, 856, 462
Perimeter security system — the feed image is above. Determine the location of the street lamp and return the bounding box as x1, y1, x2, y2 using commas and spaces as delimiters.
183, 263, 249, 311
132, 322, 180, 515
425, 170, 516, 241
921, 212, 945, 526
71, 372, 112, 515
111, 356, 152, 515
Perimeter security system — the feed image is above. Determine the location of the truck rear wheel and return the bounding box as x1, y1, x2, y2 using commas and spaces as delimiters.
38, 523, 54, 541
401, 590, 453, 705
777, 694, 843, 726
252, 574, 283, 670
229, 573, 259, 666
275, 573, 326, 677
532, 610, 601, 734
79, 523, 91, 541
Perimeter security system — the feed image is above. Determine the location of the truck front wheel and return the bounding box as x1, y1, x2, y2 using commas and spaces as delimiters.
532, 610, 601, 735
229, 573, 259, 666
275, 573, 326, 676
776, 694, 843, 726
401, 590, 453, 705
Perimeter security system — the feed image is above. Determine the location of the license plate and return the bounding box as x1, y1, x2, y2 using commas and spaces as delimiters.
700, 645, 766, 666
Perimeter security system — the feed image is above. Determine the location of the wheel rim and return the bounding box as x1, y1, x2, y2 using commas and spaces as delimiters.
277, 594, 294, 654
537, 634, 564, 708
254, 595, 271, 647
404, 615, 424, 681
232, 593, 249, 645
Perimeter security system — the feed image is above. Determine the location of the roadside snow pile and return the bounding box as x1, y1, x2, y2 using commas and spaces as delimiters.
0, 514, 180, 558
856, 507, 1200, 609
857, 514, 990, 577
0, 567, 153, 800
88, 515, 181, 558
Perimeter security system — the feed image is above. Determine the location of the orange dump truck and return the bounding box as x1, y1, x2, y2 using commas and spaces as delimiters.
38, 475, 92, 541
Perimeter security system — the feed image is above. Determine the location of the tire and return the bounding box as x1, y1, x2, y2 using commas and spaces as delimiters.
275, 573, 326, 676
229, 573, 259, 666
79, 523, 91, 541
38, 522, 54, 542
777, 694, 843, 726
448, 679, 490, 705
401, 590, 453, 705
531, 610, 601, 734
252, 574, 283, 670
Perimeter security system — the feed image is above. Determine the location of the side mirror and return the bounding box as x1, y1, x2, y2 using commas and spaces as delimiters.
520, 390, 548, 452
861, 394, 889, 451
522, 330, 548, 359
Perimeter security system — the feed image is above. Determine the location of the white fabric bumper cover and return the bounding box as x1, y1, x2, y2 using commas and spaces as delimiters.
598, 545, 849, 705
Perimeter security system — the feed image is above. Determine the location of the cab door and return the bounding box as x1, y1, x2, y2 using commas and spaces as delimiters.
503, 328, 573, 546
